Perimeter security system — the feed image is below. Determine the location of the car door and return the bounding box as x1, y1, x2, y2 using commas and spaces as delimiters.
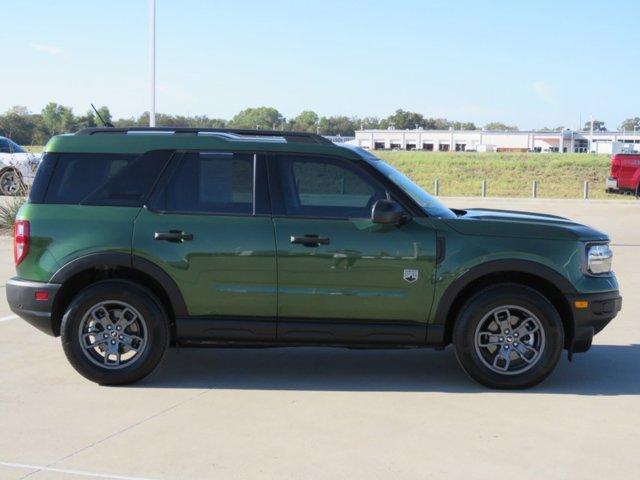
133, 151, 277, 342
269, 153, 437, 345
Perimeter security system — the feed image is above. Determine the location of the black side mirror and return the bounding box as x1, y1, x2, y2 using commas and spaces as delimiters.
371, 199, 404, 225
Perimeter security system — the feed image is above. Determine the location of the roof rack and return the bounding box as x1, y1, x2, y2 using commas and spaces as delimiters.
75, 127, 333, 145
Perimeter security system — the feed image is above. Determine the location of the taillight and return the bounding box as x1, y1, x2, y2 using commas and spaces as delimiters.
13, 220, 29, 266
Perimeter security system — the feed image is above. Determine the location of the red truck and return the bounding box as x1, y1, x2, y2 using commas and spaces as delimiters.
606, 153, 640, 196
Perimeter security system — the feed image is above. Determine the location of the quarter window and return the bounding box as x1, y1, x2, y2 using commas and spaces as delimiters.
42, 151, 172, 206
154, 152, 254, 215
274, 155, 386, 218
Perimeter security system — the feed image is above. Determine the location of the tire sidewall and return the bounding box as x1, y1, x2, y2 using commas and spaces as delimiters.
453, 284, 564, 389
61, 280, 169, 385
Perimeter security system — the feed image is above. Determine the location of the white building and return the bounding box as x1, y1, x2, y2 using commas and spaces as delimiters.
354, 129, 640, 154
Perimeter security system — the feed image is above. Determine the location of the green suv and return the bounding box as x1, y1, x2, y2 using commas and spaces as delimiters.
7, 128, 622, 388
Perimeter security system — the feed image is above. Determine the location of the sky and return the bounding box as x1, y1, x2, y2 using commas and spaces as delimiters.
2, 0, 640, 130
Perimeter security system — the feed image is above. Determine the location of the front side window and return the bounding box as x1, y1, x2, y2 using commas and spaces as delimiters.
153, 151, 254, 215
275, 155, 386, 218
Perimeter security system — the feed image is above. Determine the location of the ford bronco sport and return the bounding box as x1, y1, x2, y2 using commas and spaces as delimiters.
7, 128, 622, 388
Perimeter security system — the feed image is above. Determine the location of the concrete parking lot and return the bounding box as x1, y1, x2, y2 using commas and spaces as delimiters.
0, 198, 638, 480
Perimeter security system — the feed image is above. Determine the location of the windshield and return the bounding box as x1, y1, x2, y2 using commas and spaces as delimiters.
9, 139, 26, 153
367, 158, 456, 219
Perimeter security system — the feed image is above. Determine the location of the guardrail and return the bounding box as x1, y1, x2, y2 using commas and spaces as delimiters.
432, 179, 596, 199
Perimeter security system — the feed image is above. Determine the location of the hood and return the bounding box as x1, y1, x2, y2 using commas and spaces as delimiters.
443, 208, 609, 241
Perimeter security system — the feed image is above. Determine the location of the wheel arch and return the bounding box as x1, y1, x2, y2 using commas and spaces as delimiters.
432, 260, 576, 349
50, 252, 187, 340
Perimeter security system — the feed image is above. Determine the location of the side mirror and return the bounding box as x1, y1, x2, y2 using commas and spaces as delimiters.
371, 199, 404, 225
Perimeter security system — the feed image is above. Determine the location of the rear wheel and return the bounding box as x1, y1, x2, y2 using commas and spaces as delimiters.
61, 280, 169, 385
0, 169, 23, 196
453, 284, 564, 389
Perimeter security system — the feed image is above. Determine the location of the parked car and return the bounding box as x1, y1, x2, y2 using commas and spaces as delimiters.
606, 153, 640, 196
6, 128, 621, 389
0, 136, 40, 195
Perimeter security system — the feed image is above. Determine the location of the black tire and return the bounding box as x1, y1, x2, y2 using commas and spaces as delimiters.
61, 280, 169, 385
453, 284, 564, 389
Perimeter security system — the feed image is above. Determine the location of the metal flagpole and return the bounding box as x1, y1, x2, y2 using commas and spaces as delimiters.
149, 0, 156, 127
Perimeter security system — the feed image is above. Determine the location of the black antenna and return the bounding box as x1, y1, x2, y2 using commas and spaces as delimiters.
91, 104, 114, 127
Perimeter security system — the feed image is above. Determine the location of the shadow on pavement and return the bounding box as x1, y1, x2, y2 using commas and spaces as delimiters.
137, 344, 640, 395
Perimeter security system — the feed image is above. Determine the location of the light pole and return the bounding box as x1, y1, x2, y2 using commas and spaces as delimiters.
149, 0, 156, 127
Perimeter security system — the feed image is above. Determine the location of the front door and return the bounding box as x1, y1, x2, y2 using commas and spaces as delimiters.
269, 153, 437, 345
133, 151, 277, 342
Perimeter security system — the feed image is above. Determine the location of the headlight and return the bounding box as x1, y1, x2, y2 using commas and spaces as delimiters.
586, 243, 613, 275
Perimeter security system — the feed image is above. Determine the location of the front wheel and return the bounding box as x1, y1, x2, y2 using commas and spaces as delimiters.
61, 280, 169, 385
453, 284, 564, 389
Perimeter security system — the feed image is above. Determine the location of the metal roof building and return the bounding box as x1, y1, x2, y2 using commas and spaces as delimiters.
354, 129, 640, 154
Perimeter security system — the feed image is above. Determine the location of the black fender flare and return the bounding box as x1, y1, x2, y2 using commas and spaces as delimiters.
427, 259, 576, 344
50, 252, 188, 316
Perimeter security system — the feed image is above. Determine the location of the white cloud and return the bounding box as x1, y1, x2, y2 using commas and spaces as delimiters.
29, 43, 62, 55
532, 81, 557, 105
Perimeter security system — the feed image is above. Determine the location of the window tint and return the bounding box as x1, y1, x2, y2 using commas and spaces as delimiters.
275, 155, 386, 218
43, 151, 171, 206
0, 139, 10, 153
154, 152, 254, 214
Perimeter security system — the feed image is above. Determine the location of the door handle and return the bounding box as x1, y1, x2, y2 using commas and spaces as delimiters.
290, 234, 330, 247
154, 230, 194, 243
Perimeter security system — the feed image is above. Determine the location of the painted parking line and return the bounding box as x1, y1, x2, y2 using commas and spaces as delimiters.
0, 314, 17, 323
0, 461, 160, 480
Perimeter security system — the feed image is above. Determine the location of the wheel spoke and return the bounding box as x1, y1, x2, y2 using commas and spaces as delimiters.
83, 333, 107, 349
119, 308, 138, 328
119, 333, 143, 350
513, 318, 539, 339
478, 332, 501, 347
91, 306, 111, 326
104, 342, 121, 366
513, 342, 539, 363
493, 309, 512, 332
492, 349, 511, 371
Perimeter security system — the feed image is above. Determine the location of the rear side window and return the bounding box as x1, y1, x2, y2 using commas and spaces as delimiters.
151, 151, 254, 215
39, 151, 172, 206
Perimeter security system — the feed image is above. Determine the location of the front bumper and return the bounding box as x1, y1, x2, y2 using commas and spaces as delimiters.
6, 277, 61, 336
567, 290, 622, 353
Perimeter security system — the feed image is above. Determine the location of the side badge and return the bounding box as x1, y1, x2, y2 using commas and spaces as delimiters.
403, 269, 419, 283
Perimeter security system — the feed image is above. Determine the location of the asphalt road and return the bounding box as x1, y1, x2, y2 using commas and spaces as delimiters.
0, 198, 638, 480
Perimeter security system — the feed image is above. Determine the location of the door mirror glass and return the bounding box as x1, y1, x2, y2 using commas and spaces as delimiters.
371, 199, 404, 224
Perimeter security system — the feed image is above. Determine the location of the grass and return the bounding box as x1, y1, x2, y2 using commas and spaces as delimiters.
375, 151, 623, 199
25, 145, 44, 154
0, 196, 26, 230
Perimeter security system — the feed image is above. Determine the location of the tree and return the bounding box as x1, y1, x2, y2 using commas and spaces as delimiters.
583, 120, 606, 132
450, 121, 477, 130
230, 107, 284, 130
0, 106, 37, 144
383, 109, 426, 130
484, 122, 518, 131
41, 103, 76, 135
291, 110, 319, 132
619, 117, 640, 132
316, 116, 358, 136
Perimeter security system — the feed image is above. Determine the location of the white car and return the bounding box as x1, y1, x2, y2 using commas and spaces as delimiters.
0, 136, 40, 195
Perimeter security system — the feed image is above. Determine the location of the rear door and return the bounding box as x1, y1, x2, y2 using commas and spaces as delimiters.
133, 151, 277, 342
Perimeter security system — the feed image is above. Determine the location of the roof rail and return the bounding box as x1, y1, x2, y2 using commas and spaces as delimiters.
75, 127, 333, 145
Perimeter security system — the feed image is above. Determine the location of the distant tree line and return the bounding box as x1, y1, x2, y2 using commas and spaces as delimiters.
1, 103, 639, 146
